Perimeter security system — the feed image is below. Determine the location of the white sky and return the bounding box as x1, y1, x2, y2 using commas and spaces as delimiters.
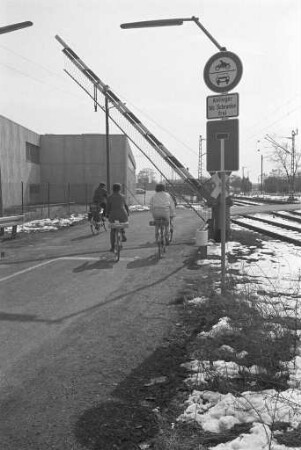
1, 0, 300, 182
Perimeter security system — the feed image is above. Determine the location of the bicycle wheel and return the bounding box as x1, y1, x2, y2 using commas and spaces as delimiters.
162, 225, 166, 254
157, 225, 165, 258
114, 229, 121, 262
169, 223, 173, 243
155, 224, 161, 258
90, 220, 99, 235
102, 216, 107, 232
157, 239, 163, 258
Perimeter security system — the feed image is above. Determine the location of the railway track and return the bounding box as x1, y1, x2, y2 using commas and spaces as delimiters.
231, 199, 301, 246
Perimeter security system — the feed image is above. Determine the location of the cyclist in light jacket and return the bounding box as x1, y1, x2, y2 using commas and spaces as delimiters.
150, 184, 176, 241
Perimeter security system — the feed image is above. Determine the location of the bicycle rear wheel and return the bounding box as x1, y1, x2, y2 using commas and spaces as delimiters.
90, 220, 100, 235
169, 224, 173, 243
102, 216, 107, 231
157, 225, 165, 258
114, 229, 121, 262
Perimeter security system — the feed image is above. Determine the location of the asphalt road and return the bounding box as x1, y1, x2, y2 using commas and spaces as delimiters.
0, 208, 200, 449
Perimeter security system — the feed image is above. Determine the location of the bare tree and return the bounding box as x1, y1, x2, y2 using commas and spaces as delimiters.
265, 132, 300, 199
137, 168, 157, 186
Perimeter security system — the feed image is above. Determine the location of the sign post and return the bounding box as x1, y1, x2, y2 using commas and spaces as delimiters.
204, 49, 242, 293
216, 132, 229, 293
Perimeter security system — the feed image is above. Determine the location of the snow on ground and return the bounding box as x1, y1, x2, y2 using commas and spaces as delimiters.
20, 214, 86, 232
129, 205, 150, 212
179, 225, 301, 449
3, 204, 148, 235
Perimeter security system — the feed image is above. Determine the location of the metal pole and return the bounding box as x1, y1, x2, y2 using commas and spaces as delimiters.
198, 135, 206, 182
0, 166, 3, 217
220, 139, 226, 294
120, 16, 227, 52
0, 21, 33, 35
47, 182, 50, 218
261, 155, 263, 195
105, 95, 111, 192
291, 130, 297, 199
191, 17, 226, 51
21, 181, 24, 214
242, 166, 246, 195
85, 183, 88, 212
67, 182, 71, 214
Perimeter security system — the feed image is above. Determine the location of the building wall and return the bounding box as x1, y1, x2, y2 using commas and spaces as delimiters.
108, 134, 136, 203
40, 133, 136, 204
125, 139, 136, 205
0, 115, 40, 212
0, 115, 136, 212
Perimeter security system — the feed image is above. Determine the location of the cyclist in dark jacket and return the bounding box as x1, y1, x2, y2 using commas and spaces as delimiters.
92, 182, 108, 216
107, 183, 129, 251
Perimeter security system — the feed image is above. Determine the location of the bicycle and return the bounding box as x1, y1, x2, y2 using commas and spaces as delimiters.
88, 204, 106, 235
109, 221, 129, 262
150, 217, 172, 259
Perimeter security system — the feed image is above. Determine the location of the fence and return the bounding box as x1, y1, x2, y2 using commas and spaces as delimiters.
2, 182, 137, 220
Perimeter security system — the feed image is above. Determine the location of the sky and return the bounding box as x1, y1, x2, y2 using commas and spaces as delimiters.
0, 0, 300, 182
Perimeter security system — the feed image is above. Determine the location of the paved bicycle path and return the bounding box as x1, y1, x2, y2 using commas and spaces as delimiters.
0, 208, 200, 449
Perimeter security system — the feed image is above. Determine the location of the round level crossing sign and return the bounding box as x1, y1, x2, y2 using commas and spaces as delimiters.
203, 51, 243, 93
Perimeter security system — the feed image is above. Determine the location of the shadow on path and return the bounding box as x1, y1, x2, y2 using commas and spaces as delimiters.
0, 312, 59, 324
74, 251, 201, 448
126, 254, 159, 268
74, 324, 191, 449
73, 259, 114, 272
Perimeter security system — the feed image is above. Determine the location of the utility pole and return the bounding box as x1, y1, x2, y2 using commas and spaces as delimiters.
105, 95, 111, 193
290, 129, 298, 200
260, 154, 263, 195
242, 166, 246, 195
284, 129, 298, 201
257, 140, 264, 195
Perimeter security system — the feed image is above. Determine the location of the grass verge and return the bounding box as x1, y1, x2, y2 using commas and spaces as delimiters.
147, 228, 301, 449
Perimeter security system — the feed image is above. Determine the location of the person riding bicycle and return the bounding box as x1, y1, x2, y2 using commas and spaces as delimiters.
107, 183, 129, 251
92, 182, 108, 218
150, 183, 176, 244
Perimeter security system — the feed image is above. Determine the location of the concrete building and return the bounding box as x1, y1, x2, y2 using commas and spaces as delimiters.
0, 115, 40, 215
0, 115, 136, 215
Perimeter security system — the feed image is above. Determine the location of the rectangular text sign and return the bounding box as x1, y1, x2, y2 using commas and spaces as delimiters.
206, 93, 239, 119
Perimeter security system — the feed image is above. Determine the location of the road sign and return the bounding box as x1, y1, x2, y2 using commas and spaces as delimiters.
207, 93, 239, 119
206, 119, 239, 171
203, 51, 243, 93
209, 173, 222, 198
204, 173, 230, 199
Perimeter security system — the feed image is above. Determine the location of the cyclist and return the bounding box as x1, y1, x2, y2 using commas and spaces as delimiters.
150, 183, 176, 244
107, 183, 129, 251
92, 182, 108, 218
